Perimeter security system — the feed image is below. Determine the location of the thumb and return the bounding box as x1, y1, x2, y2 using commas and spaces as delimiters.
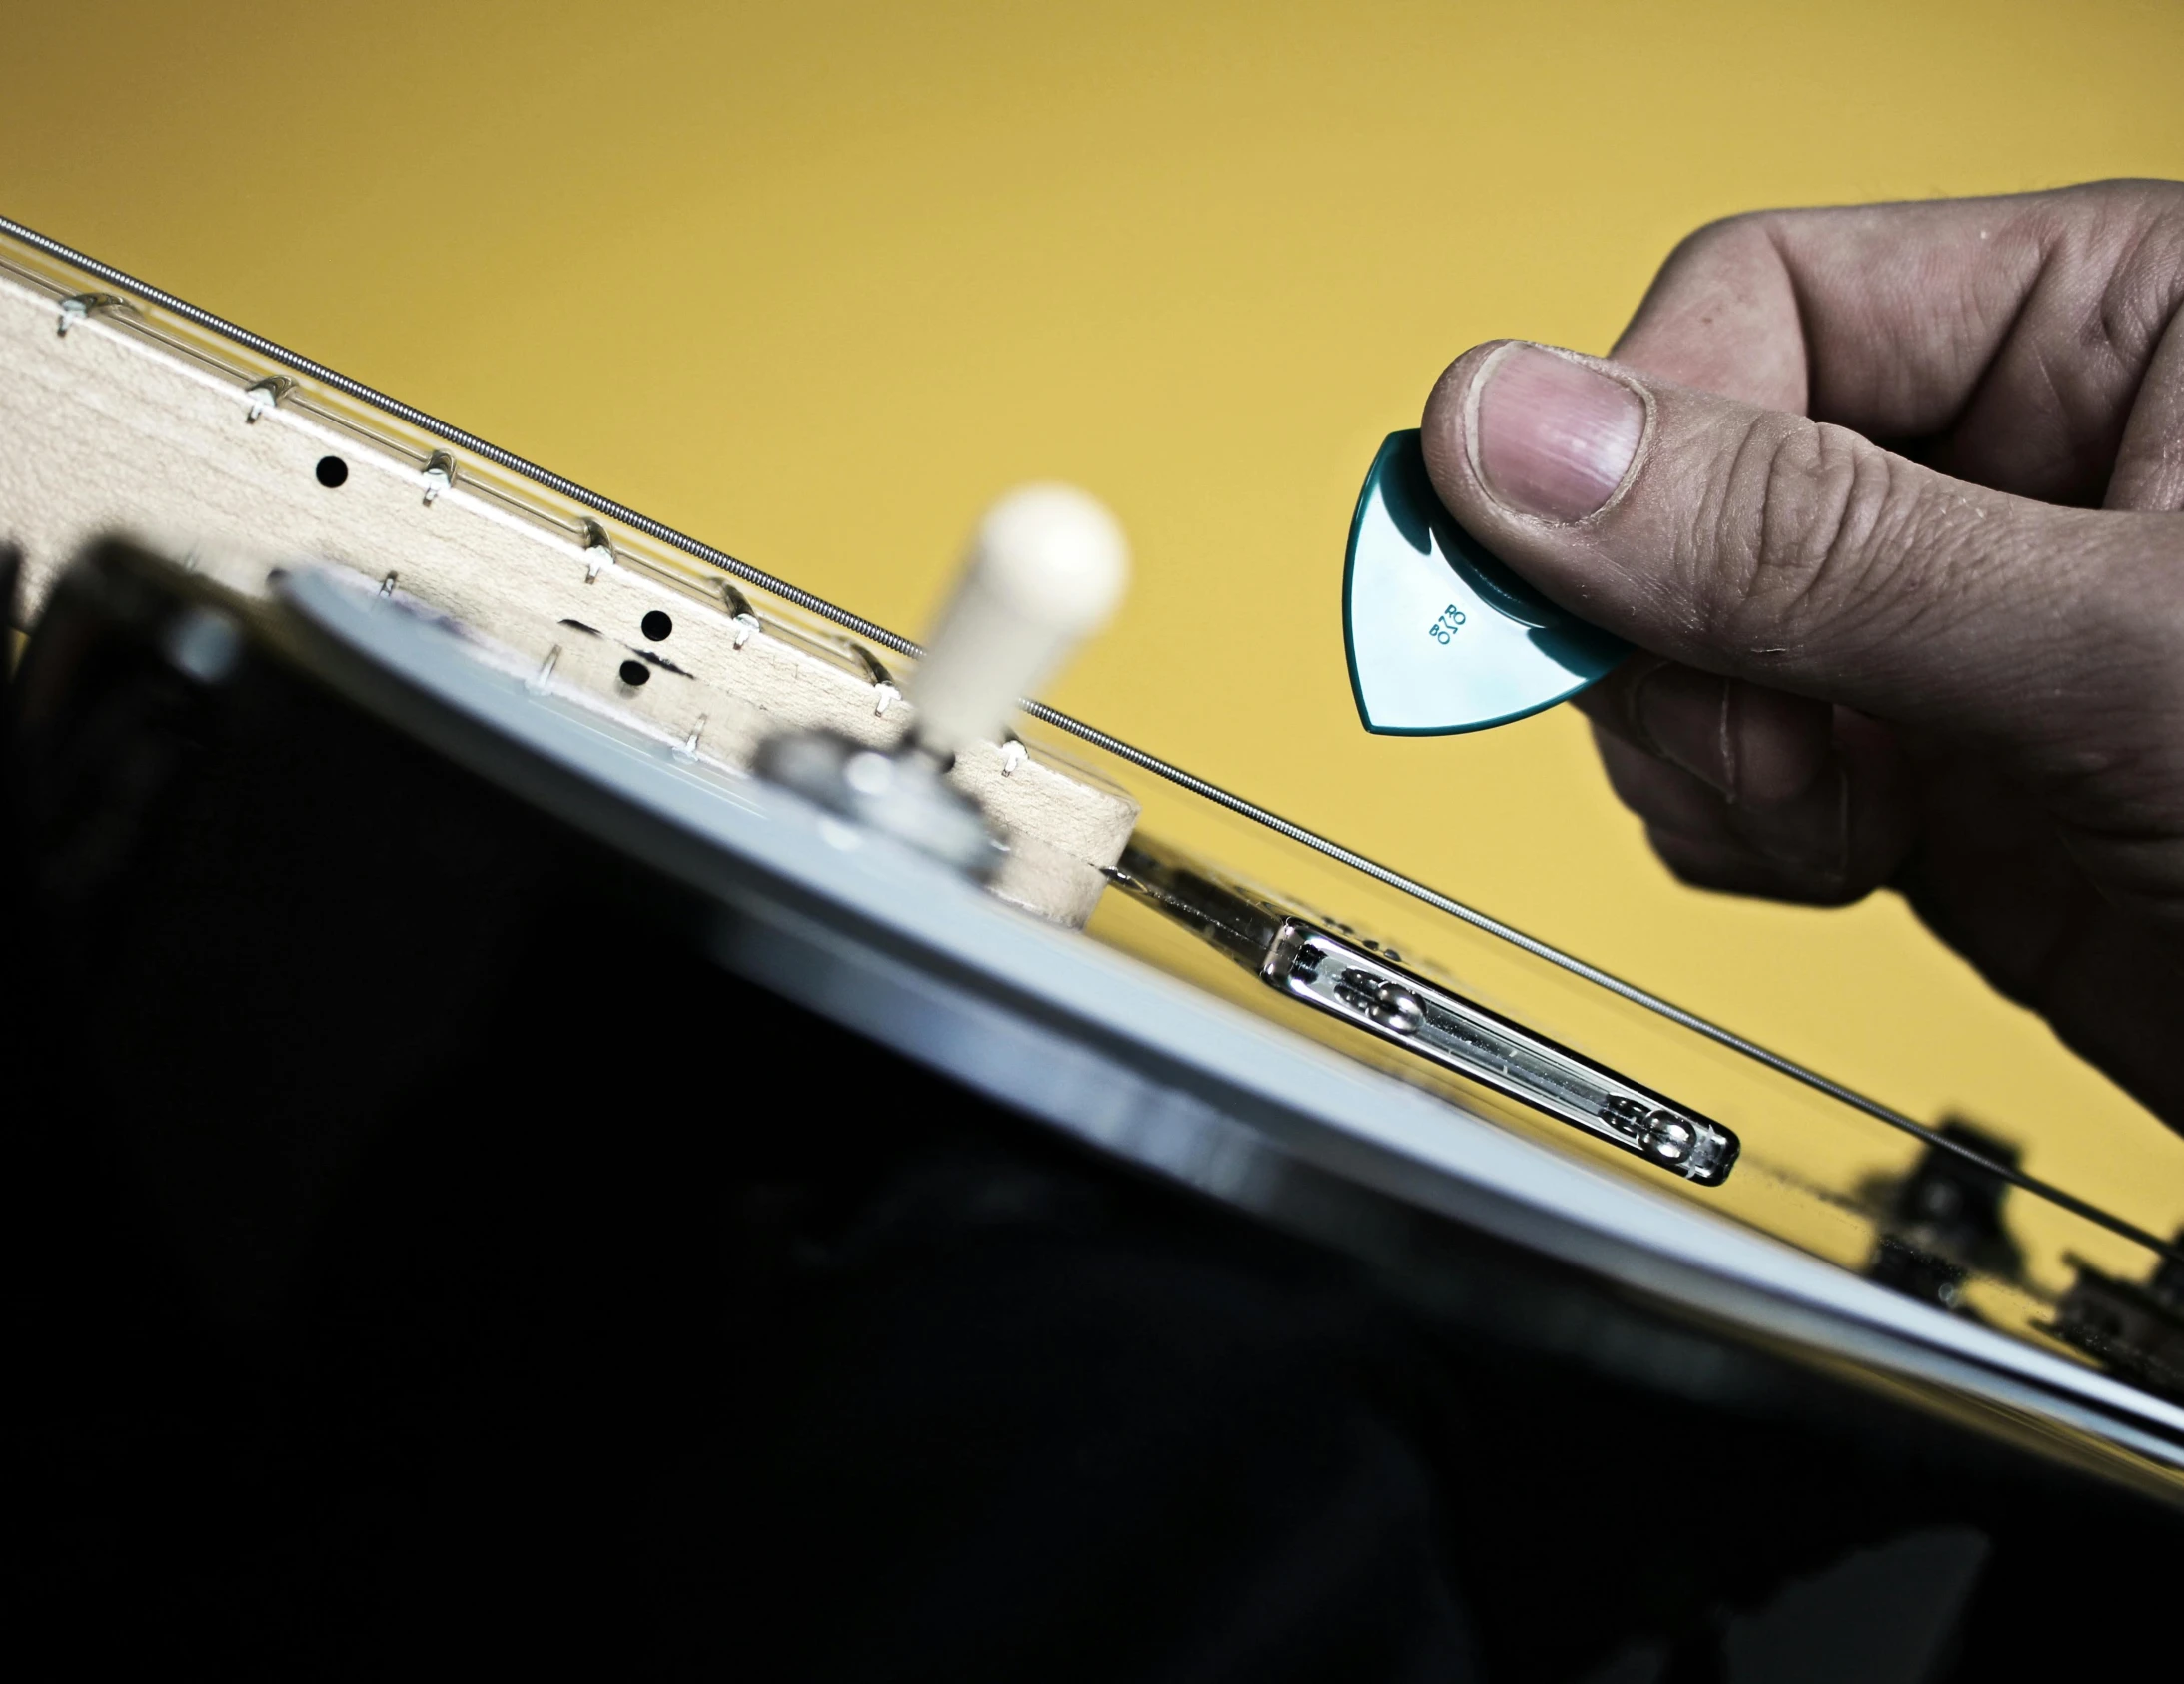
1419, 341, 2178, 764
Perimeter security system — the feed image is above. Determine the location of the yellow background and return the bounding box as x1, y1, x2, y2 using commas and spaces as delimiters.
5, 0, 2184, 1233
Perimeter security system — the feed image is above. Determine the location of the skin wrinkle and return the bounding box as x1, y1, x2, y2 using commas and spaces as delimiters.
1945, 196, 2183, 502
2089, 220, 2156, 372
1808, 200, 2044, 440
1757, 218, 1817, 414
1693, 411, 1798, 643
2012, 335, 2084, 497
2002, 546, 2184, 806
2101, 228, 2184, 508
1825, 438, 1918, 623
1832, 454, 1971, 651
1785, 210, 2024, 429
1812, 471, 2103, 750
1655, 423, 1732, 641
1927, 218, 2052, 446
2109, 321, 2184, 509
2086, 192, 2184, 379
1740, 419, 1884, 653
1753, 188, 2176, 462
1743, 434, 2097, 752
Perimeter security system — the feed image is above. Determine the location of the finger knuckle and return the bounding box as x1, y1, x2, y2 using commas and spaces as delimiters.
1997, 183, 2184, 383
1692, 414, 1941, 653
2057, 177, 2184, 222
2091, 223, 2184, 373
1655, 211, 1782, 288
2034, 535, 2184, 806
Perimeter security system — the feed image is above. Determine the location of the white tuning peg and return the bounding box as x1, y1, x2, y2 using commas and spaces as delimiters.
908, 483, 1129, 760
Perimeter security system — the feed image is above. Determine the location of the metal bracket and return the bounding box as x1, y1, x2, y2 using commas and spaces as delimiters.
56, 292, 123, 337
850, 643, 902, 717
420, 449, 457, 506
243, 376, 294, 422
579, 518, 615, 583
721, 582, 762, 648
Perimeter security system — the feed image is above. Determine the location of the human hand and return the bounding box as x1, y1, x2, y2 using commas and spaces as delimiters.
1418, 181, 2184, 1126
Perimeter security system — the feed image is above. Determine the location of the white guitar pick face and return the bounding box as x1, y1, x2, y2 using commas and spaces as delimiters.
1343, 430, 1628, 735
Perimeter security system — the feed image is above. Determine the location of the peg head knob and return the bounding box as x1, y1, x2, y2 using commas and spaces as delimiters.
909, 484, 1129, 759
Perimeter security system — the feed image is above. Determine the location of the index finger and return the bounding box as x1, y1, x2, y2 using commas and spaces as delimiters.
1612, 181, 2184, 506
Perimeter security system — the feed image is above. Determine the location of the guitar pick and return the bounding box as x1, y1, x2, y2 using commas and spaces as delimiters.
1343, 429, 1628, 735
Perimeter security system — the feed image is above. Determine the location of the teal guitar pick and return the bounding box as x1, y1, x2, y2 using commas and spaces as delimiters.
1343, 430, 1628, 735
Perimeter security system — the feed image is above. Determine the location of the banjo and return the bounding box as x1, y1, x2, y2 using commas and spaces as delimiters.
5, 210, 2183, 1634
